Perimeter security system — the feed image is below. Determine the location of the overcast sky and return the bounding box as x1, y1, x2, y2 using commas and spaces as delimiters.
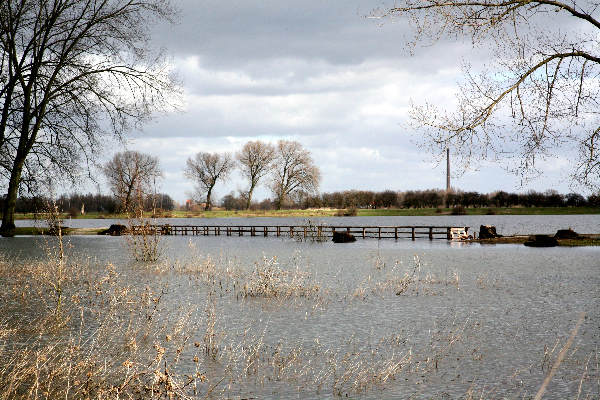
98, 0, 584, 203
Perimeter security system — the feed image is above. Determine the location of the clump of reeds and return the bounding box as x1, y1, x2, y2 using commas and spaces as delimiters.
352, 256, 461, 299
126, 220, 162, 262
290, 219, 329, 242
126, 188, 163, 262
335, 207, 358, 217
238, 256, 322, 299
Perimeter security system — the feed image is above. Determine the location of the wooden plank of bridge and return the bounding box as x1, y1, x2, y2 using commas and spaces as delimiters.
412, 227, 415, 240
304, 227, 307, 238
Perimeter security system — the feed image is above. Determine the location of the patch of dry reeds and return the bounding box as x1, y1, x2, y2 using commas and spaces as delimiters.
352, 255, 461, 299
2, 235, 598, 399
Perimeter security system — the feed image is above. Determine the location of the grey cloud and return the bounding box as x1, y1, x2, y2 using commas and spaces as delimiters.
154, 0, 469, 69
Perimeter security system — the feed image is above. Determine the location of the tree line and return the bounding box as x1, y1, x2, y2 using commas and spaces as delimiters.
7, 192, 175, 215
6, 187, 597, 215
260, 189, 600, 210
103, 140, 321, 213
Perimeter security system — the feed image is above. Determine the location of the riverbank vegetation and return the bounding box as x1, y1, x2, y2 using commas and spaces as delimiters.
0, 238, 597, 398
4, 188, 600, 220
8, 206, 600, 223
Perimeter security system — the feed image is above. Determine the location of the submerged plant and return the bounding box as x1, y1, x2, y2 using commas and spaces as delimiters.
290, 219, 329, 243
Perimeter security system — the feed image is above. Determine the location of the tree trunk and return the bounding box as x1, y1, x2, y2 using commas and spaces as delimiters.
276, 193, 284, 210
0, 161, 25, 237
205, 188, 212, 211
246, 183, 256, 210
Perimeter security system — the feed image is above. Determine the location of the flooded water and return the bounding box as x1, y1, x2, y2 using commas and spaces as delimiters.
15, 213, 600, 235
2, 215, 600, 398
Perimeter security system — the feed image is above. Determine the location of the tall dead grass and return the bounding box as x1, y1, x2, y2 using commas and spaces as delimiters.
1, 238, 598, 399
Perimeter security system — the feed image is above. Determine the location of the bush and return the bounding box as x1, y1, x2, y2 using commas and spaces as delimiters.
451, 206, 466, 215
336, 207, 357, 216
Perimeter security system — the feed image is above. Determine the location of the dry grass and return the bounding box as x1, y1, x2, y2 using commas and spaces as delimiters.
352, 255, 461, 299
1, 234, 598, 399
238, 256, 322, 299
126, 218, 162, 262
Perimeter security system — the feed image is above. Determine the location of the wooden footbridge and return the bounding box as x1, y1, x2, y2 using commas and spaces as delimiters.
130, 224, 472, 241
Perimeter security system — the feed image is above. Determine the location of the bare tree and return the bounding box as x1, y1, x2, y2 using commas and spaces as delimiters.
184, 152, 234, 211
0, 0, 177, 236
270, 140, 320, 209
103, 151, 161, 212
236, 140, 276, 209
374, 1, 600, 190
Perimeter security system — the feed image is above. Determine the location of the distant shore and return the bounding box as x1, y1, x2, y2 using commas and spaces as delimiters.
10, 206, 600, 221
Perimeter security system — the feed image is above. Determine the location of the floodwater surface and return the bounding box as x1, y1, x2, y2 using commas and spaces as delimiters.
2, 216, 599, 398
15, 213, 600, 235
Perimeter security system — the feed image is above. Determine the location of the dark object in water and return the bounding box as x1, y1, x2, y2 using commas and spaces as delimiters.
332, 231, 356, 243
554, 228, 579, 239
479, 225, 500, 239
161, 224, 172, 235
524, 235, 558, 247
98, 224, 128, 236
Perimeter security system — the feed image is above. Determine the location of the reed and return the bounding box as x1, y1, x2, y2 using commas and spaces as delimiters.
1, 238, 598, 399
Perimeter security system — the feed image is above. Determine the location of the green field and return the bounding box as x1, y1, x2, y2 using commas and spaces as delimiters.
355, 206, 600, 216
11, 206, 600, 221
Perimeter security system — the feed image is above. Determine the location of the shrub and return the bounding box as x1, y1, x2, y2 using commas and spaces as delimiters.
451, 206, 466, 215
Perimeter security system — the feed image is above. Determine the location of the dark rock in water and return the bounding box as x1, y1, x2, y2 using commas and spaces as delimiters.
479, 225, 500, 239
554, 228, 579, 239
161, 224, 172, 235
98, 224, 128, 236
524, 235, 558, 247
332, 231, 356, 243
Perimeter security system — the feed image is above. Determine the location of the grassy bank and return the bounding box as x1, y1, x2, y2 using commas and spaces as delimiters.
10, 206, 600, 221
474, 234, 600, 246
13, 227, 104, 236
